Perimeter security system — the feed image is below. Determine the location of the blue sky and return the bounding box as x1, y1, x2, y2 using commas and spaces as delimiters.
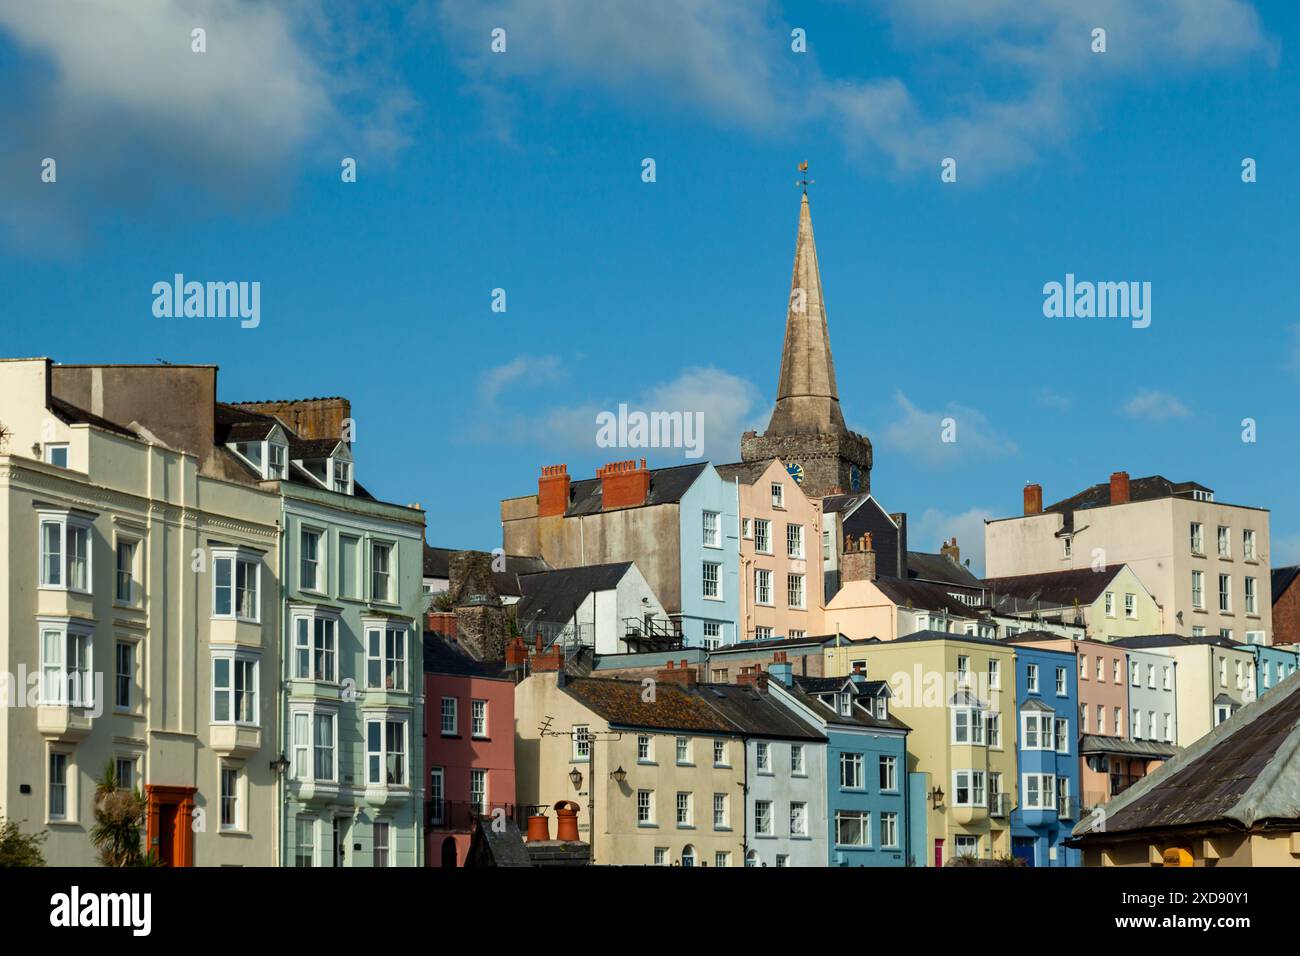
2, 1, 1298, 572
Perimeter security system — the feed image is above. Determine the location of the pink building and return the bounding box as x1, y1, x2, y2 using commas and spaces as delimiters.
716, 458, 825, 642
423, 632, 518, 867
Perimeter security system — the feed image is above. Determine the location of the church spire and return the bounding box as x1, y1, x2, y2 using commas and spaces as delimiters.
765, 188, 847, 436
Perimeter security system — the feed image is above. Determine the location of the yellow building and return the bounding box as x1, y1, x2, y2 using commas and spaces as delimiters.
514, 667, 748, 867
0, 358, 281, 866
825, 632, 1018, 865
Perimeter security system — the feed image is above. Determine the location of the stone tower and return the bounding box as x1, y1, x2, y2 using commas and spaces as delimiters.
740, 191, 872, 498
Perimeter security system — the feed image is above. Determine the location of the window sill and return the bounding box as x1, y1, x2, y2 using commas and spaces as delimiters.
676, 825, 696, 831
440, 733, 461, 739
636, 823, 659, 829
637, 760, 657, 767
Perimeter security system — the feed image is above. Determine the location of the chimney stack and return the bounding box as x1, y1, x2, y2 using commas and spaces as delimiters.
538, 464, 571, 517
656, 659, 697, 686
596, 458, 650, 510
1109, 471, 1130, 506
840, 532, 877, 583
1024, 483, 1043, 516
940, 537, 960, 565
736, 665, 770, 690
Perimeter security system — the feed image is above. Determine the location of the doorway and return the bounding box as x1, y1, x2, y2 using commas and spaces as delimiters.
441, 836, 458, 868
933, 838, 944, 868
333, 817, 348, 868
145, 785, 197, 867
1012, 836, 1037, 867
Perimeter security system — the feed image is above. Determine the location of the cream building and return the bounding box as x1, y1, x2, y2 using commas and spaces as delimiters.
986, 473, 1272, 644
515, 666, 747, 867
0, 358, 281, 865
716, 458, 824, 642
1112, 635, 1256, 748
983, 564, 1164, 642
824, 632, 1018, 865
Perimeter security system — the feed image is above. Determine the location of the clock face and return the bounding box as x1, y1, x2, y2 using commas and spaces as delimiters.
786, 462, 804, 484
850, 465, 861, 492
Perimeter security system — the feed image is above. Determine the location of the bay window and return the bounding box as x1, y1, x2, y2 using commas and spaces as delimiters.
38, 511, 93, 592
366, 716, 408, 787
365, 621, 408, 692
213, 548, 260, 621
39, 619, 94, 707
211, 651, 259, 725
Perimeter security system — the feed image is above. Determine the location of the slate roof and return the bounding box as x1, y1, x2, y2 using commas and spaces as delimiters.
562, 677, 736, 734
288, 436, 343, 460
713, 460, 773, 485
48, 395, 137, 438
983, 565, 1127, 607
707, 634, 838, 655
907, 551, 984, 590
422, 634, 512, 679
1074, 670, 1300, 837
872, 577, 980, 617
564, 462, 708, 516
788, 676, 911, 732
465, 817, 533, 867
691, 683, 826, 741
1112, 634, 1250, 653
1046, 475, 1214, 514
1273, 566, 1300, 603
516, 562, 635, 626
424, 544, 454, 578
891, 629, 1007, 649
821, 493, 873, 515
1078, 735, 1178, 759
213, 401, 279, 444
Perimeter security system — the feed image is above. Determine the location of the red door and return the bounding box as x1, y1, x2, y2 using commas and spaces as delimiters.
934, 839, 945, 868
157, 805, 177, 866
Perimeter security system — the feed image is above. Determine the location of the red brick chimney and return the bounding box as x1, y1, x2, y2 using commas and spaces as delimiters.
1024, 483, 1043, 516
426, 610, 458, 638
841, 532, 877, 583
505, 637, 528, 667
656, 659, 697, 686
940, 537, 960, 564
1110, 471, 1130, 505
532, 637, 564, 672
597, 458, 650, 510
736, 665, 770, 690
538, 464, 571, 518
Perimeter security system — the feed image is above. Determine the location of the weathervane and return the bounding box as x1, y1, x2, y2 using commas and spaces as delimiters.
797, 160, 814, 193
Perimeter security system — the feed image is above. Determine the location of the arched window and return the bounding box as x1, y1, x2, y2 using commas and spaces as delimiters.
441, 836, 457, 868
681, 845, 696, 867
745, 850, 759, 867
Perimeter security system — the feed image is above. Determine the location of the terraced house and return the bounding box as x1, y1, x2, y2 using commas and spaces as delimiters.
0, 359, 281, 866
216, 399, 426, 867
825, 632, 1018, 865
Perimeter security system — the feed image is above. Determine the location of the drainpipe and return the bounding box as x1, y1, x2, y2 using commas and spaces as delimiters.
902, 730, 912, 867
739, 735, 750, 864
276, 515, 286, 867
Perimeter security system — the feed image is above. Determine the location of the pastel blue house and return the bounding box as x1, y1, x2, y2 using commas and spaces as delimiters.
1250, 642, 1299, 697
767, 666, 911, 866
676, 464, 740, 649
1010, 646, 1080, 867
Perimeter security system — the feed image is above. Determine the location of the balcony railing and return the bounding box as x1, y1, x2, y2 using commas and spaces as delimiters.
622, 616, 684, 652
428, 800, 527, 831
1057, 799, 1080, 820
989, 793, 1010, 817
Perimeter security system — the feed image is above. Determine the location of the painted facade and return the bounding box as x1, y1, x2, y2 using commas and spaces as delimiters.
1009, 646, 1080, 867
720, 458, 824, 642
768, 668, 911, 866
1124, 647, 1178, 747
423, 635, 517, 868
0, 358, 281, 866
1252, 642, 1299, 696
279, 480, 426, 867
987, 474, 1272, 643
825, 633, 1018, 866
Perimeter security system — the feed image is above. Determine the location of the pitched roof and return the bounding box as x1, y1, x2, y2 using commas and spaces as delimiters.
891, 629, 1007, 649
872, 577, 979, 618
48, 395, 137, 438
788, 676, 911, 732
421, 634, 512, 679
1112, 634, 1250, 652
907, 551, 984, 590
424, 544, 454, 578
1045, 475, 1214, 514
690, 683, 826, 741
562, 677, 736, 734
213, 401, 280, 444
707, 634, 837, 655
713, 460, 773, 485
564, 462, 708, 517
1078, 735, 1178, 759
821, 492, 873, 516
982, 565, 1127, 607
1273, 566, 1300, 603
1074, 670, 1300, 836
516, 563, 635, 626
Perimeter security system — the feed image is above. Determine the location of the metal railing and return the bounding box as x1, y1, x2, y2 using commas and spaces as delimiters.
1057, 799, 1080, 820
622, 616, 684, 651
427, 800, 527, 831
989, 793, 1010, 817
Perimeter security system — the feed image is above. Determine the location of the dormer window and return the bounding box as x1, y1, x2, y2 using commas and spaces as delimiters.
268, 441, 287, 479
333, 459, 351, 494
873, 695, 887, 720
838, 692, 852, 717
228, 425, 289, 480
38, 510, 94, 593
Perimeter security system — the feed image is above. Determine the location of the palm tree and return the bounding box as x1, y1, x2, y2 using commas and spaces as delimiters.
90, 762, 149, 866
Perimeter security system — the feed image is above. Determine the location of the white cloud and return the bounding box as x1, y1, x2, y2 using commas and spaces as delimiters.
0, 0, 415, 249
473, 364, 764, 462
1273, 533, 1300, 567
478, 354, 567, 403
1035, 387, 1073, 411
877, 391, 1017, 465
1123, 389, 1189, 421
435, 0, 1270, 177
911, 506, 994, 577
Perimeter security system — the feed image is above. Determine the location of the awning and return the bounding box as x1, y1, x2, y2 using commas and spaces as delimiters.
1079, 734, 1178, 759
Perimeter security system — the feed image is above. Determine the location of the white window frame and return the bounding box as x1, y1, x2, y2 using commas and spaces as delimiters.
572, 725, 591, 762
835, 809, 870, 847
114, 536, 139, 605
786, 523, 804, 559
702, 561, 721, 600
299, 527, 325, 593
471, 699, 488, 738
369, 539, 396, 604
211, 649, 260, 726
290, 705, 339, 784
754, 568, 773, 606
787, 572, 805, 610
365, 713, 409, 788
754, 519, 771, 555
213, 547, 261, 622
39, 617, 95, 708
364, 620, 408, 692
702, 510, 721, 549
1192, 570, 1205, 609
952, 770, 987, 807
220, 764, 244, 831
44, 442, 70, 468
38, 510, 94, 593
292, 606, 340, 683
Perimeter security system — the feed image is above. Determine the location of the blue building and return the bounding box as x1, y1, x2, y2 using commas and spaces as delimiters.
767, 664, 912, 866
1249, 642, 1299, 697
1010, 645, 1080, 867
676, 463, 741, 649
